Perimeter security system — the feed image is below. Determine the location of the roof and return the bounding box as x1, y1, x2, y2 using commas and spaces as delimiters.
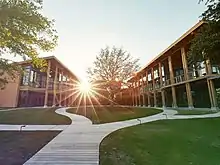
128, 21, 205, 81
16, 56, 79, 81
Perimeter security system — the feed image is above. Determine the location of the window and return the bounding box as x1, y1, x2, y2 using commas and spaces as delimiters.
30, 70, 34, 82
154, 69, 159, 78
22, 67, 30, 85
148, 73, 152, 81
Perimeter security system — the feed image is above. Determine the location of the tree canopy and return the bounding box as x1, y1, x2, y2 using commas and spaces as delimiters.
88, 46, 140, 104
188, 0, 220, 65
0, 0, 58, 89
88, 47, 139, 83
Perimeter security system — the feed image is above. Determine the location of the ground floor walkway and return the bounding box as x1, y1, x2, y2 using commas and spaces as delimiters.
23, 107, 220, 165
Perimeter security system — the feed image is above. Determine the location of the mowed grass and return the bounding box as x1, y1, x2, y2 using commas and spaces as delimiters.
177, 110, 218, 115
100, 118, 220, 165
0, 108, 71, 125
67, 106, 162, 124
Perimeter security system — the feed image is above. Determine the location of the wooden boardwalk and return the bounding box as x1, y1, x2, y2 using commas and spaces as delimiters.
24, 107, 220, 165
24, 108, 165, 165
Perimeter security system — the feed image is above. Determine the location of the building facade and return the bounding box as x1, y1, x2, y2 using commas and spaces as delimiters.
0, 56, 79, 108
119, 21, 220, 110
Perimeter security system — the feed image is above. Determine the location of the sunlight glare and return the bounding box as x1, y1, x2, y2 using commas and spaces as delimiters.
78, 81, 92, 94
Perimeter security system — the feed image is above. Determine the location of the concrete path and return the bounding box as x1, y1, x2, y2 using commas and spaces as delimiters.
0, 124, 68, 131
24, 107, 220, 165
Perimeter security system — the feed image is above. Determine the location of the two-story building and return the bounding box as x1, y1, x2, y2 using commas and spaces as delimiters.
0, 56, 79, 108
119, 21, 220, 110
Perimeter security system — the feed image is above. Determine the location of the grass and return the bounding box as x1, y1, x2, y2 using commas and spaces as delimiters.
176, 110, 218, 115
100, 118, 220, 165
67, 106, 162, 124
0, 108, 71, 125
0, 131, 60, 165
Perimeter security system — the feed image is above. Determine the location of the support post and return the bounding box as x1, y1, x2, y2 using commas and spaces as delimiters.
161, 90, 166, 109
132, 83, 135, 106
59, 71, 63, 107
168, 56, 174, 84
134, 82, 138, 106
181, 47, 194, 109
208, 79, 218, 110
145, 70, 150, 107
171, 86, 177, 108
44, 60, 51, 107
152, 68, 157, 107
138, 78, 141, 106
206, 59, 218, 110
141, 74, 146, 106
159, 62, 166, 108
64, 75, 67, 107
53, 66, 58, 106
168, 56, 177, 108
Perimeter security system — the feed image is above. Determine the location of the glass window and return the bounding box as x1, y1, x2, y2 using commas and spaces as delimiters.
22, 67, 30, 85
154, 69, 159, 78
148, 73, 152, 81
162, 66, 165, 76
30, 70, 34, 82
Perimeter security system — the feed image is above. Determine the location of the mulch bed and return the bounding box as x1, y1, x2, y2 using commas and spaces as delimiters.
0, 131, 60, 165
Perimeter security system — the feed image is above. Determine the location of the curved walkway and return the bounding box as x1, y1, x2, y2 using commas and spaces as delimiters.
24, 107, 220, 165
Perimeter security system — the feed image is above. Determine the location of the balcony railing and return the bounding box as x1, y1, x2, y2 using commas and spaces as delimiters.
21, 80, 75, 90
138, 65, 220, 91
174, 74, 185, 84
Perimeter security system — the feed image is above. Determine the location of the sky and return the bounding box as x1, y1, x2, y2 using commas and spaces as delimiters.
41, 0, 206, 82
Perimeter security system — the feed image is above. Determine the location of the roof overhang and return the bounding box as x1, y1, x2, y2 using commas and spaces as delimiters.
128, 21, 205, 82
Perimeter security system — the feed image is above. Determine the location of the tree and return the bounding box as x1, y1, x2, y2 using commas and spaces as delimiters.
88, 46, 140, 104
0, 0, 58, 89
188, 0, 220, 65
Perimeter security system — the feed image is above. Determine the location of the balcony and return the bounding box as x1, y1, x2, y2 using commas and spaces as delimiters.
21, 80, 75, 91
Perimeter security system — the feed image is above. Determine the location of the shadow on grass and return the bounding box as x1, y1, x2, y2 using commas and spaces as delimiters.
100, 117, 220, 165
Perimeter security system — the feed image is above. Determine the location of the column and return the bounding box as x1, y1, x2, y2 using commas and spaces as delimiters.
138, 78, 141, 106
64, 75, 67, 107
206, 59, 218, 110
71, 83, 74, 107
44, 60, 51, 107
59, 71, 63, 107
207, 80, 214, 107
146, 70, 150, 107
206, 59, 212, 75
159, 62, 166, 108
168, 56, 177, 108
168, 56, 174, 84
161, 90, 166, 109
208, 79, 218, 110
152, 68, 157, 107
132, 83, 135, 106
141, 74, 146, 106
134, 81, 138, 106
181, 47, 194, 109
53, 66, 58, 106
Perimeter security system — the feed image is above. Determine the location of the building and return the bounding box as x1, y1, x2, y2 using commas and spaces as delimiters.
119, 21, 220, 110
0, 56, 79, 108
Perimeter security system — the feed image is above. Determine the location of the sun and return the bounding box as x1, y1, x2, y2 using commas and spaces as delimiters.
78, 81, 92, 94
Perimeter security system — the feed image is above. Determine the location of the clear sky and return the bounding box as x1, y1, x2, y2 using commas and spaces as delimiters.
41, 0, 206, 82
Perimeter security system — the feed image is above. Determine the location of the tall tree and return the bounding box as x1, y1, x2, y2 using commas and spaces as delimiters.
0, 0, 58, 89
188, 0, 220, 65
88, 46, 140, 104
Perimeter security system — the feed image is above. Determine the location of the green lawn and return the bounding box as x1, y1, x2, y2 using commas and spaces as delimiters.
100, 118, 220, 165
0, 108, 71, 125
176, 110, 218, 115
67, 106, 162, 124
